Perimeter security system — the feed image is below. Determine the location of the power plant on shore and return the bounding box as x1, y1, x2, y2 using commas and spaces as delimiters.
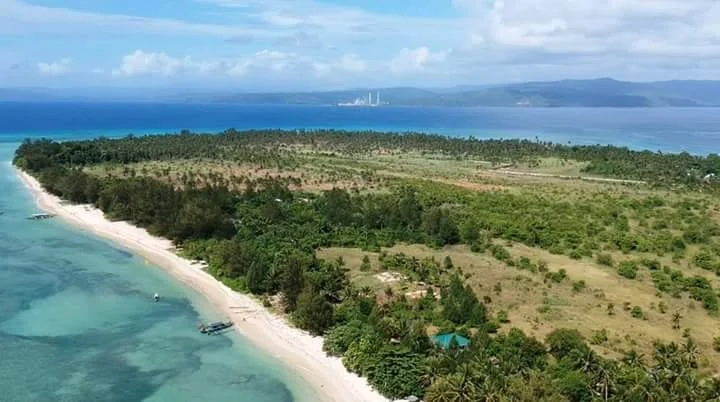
338, 91, 384, 107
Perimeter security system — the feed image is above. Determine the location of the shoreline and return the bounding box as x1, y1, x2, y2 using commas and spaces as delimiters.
15, 167, 390, 402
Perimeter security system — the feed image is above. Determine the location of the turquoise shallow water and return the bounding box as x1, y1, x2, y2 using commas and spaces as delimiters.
0, 142, 317, 401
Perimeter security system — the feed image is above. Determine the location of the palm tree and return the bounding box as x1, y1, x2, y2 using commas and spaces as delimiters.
622, 350, 645, 368
682, 338, 699, 364
425, 364, 481, 402
360, 285, 373, 297
672, 311, 682, 330
421, 355, 451, 388
702, 377, 720, 400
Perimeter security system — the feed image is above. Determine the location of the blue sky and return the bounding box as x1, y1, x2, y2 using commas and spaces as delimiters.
1, 0, 719, 90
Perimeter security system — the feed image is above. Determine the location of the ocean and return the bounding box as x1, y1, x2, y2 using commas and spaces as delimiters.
1, 102, 720, 154
1, 102, 720, 402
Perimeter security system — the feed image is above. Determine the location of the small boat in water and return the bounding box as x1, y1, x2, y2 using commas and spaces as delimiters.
153, 293, 160, 302
199, 320, 233, 335
27, 213, 54, 220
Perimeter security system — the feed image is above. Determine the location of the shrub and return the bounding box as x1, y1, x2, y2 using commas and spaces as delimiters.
713, 336, 720, 352
618, 261, 639, 279
484, 320, 500, 333
470, 242, 486, 253
684, 227, 708, 244
596, 253, 614, 267
546, 329, 590, 359
516, 256, 535, 271
323, 321, 366, 356
443, 255, 454, 270
494, 282, 502, 295
294, 289, 335, 335
640, 258, 661, 271
590, 329, 609, 345
537, 260, 549, 273
569, 250, 583, 260
572, 280, 586, 293
693, 250, 717, 271
630, 306, 644, 319
491, 245, 511, 262
497, 310, 510, 323
537, 305, 551, 314
360, 255, 372, 272
363, 347, 426, 399
545, 269, 567, 283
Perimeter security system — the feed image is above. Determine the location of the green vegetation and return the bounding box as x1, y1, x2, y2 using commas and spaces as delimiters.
14, 131, 720, 400
617, 261, 639, 279
596, 253, 614, 267
590, 329, 608, 345
13, 129, 720, 188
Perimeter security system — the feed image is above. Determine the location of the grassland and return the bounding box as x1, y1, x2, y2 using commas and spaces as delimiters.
318, 242, 720, 375
78, 141, 720, 374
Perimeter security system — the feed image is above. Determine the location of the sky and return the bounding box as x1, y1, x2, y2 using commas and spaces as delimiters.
1, 0, 719, 91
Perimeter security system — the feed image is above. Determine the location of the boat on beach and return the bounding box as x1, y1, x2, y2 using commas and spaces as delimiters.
199, 320, 233, 335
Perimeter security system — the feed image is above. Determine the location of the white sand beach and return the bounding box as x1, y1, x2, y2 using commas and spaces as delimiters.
16, 168, 390, 402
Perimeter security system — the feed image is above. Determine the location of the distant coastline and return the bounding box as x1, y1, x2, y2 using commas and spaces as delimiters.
5, 78, 720, 107
15, 167, 391, 402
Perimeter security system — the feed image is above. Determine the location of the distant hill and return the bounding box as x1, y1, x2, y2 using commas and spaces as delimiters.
3, 79, 720, 107
208, 78, 720, 107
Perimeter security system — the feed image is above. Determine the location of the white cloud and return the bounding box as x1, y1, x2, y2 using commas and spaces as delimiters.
457, 0, 720, 58
313, 54, 367, 76
110, 49, 367, 80
390, 47, 449, 74
110, 50, 228, 77
37, 58, 71, 75
336, 54, 367, 73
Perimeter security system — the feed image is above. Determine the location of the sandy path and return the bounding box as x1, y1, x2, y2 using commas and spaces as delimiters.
15, 168, 390, 402
492, 169, 647, 184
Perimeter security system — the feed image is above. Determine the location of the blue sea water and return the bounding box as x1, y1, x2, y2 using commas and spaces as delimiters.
1, 102, 720, 154
1, 102, 720, 402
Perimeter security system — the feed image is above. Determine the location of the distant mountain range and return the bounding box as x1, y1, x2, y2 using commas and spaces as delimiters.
3, 78, 720, 107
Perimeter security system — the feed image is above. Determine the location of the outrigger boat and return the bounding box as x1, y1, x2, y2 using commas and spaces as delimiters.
26, 213, 54, 220
199, 320, 233, 335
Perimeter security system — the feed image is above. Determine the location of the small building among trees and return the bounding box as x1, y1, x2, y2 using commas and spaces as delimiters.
431, 333, 471, 350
